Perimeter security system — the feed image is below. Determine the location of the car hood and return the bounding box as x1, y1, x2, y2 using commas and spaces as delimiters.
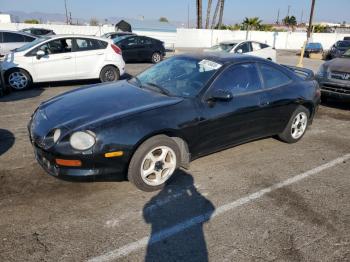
325, 57, 350, 73
32, 80, 183, 137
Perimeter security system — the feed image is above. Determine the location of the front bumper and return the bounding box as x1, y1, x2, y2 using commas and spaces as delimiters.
318, 79, 350, 100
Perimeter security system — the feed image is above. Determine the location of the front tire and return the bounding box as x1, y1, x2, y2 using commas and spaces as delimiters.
278, 106, 309, 143
128, 135, 180, 192
100, 66, 120, 83
6, 69, 32, 91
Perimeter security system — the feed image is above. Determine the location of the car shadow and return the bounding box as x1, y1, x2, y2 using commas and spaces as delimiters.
0, 129, 15, 156
321, 97, 350, 110
143, 170, 215, 262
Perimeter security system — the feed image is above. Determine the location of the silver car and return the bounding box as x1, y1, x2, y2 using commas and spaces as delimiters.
0, 30, 37, 56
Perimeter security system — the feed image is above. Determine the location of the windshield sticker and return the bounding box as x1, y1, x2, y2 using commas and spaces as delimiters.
198, 59, 222, 71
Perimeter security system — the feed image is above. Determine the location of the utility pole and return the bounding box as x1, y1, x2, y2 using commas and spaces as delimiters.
300, 9, 304, 24
64, 0, 69, 25
276, 8, 280, 24
287, 5, 291, 17
307, 0, 316, 39
187, 2, 190, 28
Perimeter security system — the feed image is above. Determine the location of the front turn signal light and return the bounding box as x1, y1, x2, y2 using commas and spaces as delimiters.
55, 159, 82, 167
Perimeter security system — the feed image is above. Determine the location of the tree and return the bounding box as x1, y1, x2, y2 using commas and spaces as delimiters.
313, 24, 329, 33
159, 17, 169, 23
24, 19, 40, 24
205, 0, 212, 29
242, 17, 262, 31
217, 0, 225, 28
89, 18, 99, 26
283, 15, 297, 27
196, 0, 203, 29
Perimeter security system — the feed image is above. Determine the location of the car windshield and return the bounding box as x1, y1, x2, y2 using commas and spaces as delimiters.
14, 37, 49, 52
341, 49, 350, 58
337, 41, 350, 48
131, 56, 222, 98
306, 43, 322, 49
209, 43, 236, 52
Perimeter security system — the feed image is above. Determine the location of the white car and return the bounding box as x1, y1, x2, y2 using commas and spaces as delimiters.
1, 35, 125, 90
205, 40, 277, 62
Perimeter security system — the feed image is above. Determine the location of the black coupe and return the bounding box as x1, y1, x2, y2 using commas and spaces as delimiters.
28, 53, 320, 191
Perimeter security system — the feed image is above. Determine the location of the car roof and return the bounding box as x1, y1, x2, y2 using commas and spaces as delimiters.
220, 40, 244, 45
175, 52, 269, 64
21, 27, 52, 31
42, 34, 109, 41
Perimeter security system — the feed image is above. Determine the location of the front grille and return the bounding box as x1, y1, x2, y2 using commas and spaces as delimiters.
330, 71, 350, 81
322, 83, 350, 94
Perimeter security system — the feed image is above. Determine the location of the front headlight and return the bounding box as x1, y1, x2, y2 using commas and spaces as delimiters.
70, 131, 96, 151
53, 129, 61, 143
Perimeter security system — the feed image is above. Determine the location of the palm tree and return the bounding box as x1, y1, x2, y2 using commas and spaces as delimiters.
211, 0, 220, 29
242, 17, 262, 31
205, 0, 212, 29
196, 0, 203, 29
217, 0, 225, 28
283, 16, 297, 27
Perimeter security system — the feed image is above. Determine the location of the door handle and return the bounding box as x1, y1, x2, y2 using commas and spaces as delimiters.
63, 56, 72, 59
96, 52, 104, 55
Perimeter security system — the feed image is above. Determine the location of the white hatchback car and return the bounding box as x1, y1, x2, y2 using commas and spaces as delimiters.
205, 40, 277, 62
1, 35, 125, 90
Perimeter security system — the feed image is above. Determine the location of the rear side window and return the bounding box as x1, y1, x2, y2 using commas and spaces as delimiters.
139, 37, 152, 45
236, 42, 251, 53
75, 38, 103, 51
251, 42, 261, 51
98, 40, 108, 49
3, 32, 24, 43
260, 43, 269, 49
259, 64, 291, 88
211, 63, 262, 95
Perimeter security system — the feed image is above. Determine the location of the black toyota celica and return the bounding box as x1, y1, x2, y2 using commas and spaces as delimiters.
28, 53, 320, 191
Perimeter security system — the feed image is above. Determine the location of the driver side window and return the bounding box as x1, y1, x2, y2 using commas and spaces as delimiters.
210, 63, 262, 96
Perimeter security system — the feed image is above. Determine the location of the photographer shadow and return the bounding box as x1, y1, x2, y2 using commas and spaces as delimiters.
143, 170, 215, 262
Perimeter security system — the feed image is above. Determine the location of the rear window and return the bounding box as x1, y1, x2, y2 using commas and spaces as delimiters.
337, 41, 350, 48
3, 32, 24, 43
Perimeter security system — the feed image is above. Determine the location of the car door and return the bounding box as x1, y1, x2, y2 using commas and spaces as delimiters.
118, 36, 140, 61
138, 36, 154, 61
257, 62, 296, 134
73, 38, 106, 79
32, 38, 76, 82
194, 62, 268, 156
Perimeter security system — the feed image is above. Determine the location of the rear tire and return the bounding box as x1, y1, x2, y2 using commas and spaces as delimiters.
151, 52, 162, 64
6, 69, 32, 91
278, 106, 309, 144
100, 66, 120, 83
128, 135, 180, 192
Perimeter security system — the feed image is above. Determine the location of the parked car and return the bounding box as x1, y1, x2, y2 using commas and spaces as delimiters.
304, 42, 323, 57
344, 37, 350, 41
20, 27, 56, 36
316, 48, 350, 101
28, 53, 320, 191
204, 40, 277, 62
101, 31, 135, 40
0, 30, 37, 56
114, 35, 165, 63
327, 40, 350, 59
1, 35, 125, 90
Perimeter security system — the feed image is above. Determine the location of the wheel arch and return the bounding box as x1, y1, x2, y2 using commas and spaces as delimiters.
132, 130, 191, 169
4, 67, 33, 83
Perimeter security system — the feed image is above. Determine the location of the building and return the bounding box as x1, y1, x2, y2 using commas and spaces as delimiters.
0, 13, 12, 23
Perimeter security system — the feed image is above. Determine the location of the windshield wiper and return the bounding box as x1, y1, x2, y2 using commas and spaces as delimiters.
145, 82, 172, 96
129, 76, 143, 88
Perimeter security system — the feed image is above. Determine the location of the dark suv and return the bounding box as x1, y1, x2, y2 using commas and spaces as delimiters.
114, 35, 165, 63
316, 49, 350, 101
327, 40, 350, 59
20, 28, 55, 36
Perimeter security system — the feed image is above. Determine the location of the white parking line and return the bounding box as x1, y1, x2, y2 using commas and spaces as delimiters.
88, 153, 350, 262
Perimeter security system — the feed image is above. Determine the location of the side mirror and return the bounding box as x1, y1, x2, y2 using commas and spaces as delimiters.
236, 49, 243, 54
36, 50, 46, 59
207, 89, 233, 102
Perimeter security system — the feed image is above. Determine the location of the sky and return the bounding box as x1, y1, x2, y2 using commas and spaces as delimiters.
0, 0, 349, 24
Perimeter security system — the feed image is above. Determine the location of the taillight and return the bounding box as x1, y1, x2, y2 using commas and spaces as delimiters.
111, 44, 122, 55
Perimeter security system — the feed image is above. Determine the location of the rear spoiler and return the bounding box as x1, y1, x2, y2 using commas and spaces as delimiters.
281, 65, 315, 80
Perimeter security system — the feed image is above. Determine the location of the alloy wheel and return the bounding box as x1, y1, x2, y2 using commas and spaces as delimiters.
140, 146, 176, 186
8, 72, 28, 90
291, 112, 308, 139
